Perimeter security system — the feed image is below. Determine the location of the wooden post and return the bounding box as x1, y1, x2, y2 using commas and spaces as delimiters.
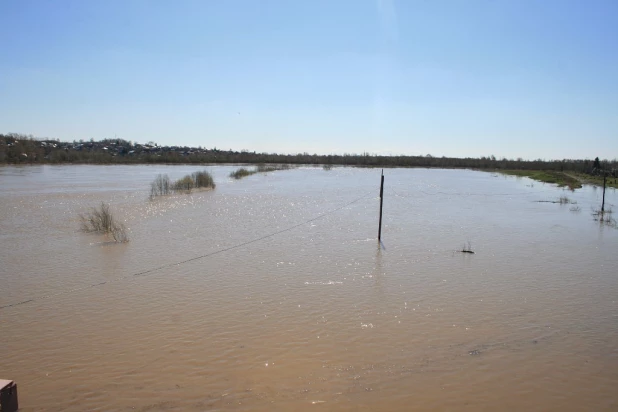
0, 379, 18, 412
378, 169, 384, 241
602, 172, 606, 212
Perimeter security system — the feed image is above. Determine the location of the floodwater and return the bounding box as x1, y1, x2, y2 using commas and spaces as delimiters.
1, 165, 617, 411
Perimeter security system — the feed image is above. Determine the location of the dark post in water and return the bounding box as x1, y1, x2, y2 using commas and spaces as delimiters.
378, 169, 385, 241
0, 379, 18, 412
602, 172, 606, 212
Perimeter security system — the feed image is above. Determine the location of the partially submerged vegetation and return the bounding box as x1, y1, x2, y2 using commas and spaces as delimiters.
592, 208, 616, 229
256, 164, 292, 173
536, 196, 577, 205
229, 164, 292, 180
229, 167, 253, 179
569, 172, 618, 189
150, 170, 215, 199
500, 170, 582, 190
80, 202, 129, 243
150, 174, 172, 198
192, 170, 216, 189
172, 175, 196, 192
459, 241, 475, 254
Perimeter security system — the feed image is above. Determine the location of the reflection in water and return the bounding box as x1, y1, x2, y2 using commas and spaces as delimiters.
373, 241, 384, 291
0, 165, 617, 411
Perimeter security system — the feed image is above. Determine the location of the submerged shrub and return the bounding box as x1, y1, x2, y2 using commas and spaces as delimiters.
150, 170, 215, 198
192, 170, 215, 188
592, 208, 617, 228
80, 202, 129, 243
172, 175, 195, 192
256, 163, 291, 173
230, 164, 293, 180
150, 174, 172, 199
230, 167, 253, 179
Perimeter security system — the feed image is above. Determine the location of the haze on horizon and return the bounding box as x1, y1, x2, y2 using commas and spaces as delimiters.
1, 0, 616, 161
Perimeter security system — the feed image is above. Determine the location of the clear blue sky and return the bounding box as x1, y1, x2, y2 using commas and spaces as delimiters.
1, 0, 616, 160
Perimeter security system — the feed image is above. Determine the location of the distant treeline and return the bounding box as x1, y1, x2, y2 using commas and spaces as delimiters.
1, 133, 616, 174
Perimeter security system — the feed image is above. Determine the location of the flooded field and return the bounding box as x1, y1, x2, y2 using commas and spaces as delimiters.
1, 165, 617, 411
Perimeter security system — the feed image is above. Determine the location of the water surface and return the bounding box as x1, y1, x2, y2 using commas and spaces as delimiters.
1, 165, 617, 411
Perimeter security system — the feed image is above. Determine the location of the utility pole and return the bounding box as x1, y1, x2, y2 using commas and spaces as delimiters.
378, 169, 384, 241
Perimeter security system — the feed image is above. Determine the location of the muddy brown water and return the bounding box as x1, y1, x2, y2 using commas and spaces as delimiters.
1, 165, 617, 411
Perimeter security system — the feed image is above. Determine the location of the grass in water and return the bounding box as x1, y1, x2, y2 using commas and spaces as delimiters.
592, 208, 616, 229
172, 175, 195, 192
459, 241, 475, 254
80, 202, 129, 243
536, 196, 576, 204
500, 170, 582, 190
229, 167, 253, 179
230, 164, 292, 180
150, 174, 172, 199
150, 170, 215, 198
192, 170, 215, 188
570, 173, 618, 189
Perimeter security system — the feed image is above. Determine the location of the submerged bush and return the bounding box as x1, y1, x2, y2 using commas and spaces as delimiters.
460, 241, 474, 254
172, 175, 195, 192
150, 174, 172, 199
592, 208, 617, 228
192, 170, 215, 188
256, 163, 291, 173
80, 202, 129, 243
150, 170, 215, 198
230, 164, 293, 180
229, 167, 253, 179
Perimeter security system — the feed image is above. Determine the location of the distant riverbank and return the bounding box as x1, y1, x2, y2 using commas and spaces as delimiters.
3, 134, 616, 190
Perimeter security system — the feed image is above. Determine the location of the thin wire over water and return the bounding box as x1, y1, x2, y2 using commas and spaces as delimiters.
0, 190, 374, 311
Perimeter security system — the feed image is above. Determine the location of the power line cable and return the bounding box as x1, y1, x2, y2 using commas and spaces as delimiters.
0, 190, 374, 311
